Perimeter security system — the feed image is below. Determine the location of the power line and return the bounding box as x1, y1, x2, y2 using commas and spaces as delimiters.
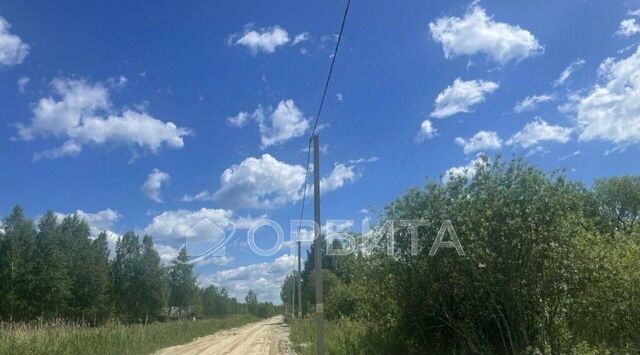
292, 0, 351, 337
297, 0, 351, 233
310, 0, 351, 137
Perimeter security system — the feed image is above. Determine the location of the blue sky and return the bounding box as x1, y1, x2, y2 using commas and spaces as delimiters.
1, 0, 640, 303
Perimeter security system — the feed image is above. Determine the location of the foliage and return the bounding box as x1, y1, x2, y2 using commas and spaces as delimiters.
0, 207, 260, 327
285, 156, 640, 353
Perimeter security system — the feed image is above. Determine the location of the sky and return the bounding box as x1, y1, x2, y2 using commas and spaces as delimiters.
1, 0, 640, 303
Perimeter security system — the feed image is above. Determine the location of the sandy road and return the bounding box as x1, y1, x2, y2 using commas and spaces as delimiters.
154, 316, 295, 355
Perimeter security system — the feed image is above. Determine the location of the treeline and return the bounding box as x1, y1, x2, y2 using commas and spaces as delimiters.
284, 156, 640, 354
0, 208, 277, 324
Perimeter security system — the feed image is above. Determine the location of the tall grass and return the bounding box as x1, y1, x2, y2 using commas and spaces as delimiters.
0, 314, 258, 355
289, 317, 371, 355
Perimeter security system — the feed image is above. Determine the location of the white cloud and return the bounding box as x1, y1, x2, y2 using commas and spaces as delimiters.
0, 16, 29, 67
514, 94, 553, 113
347, 156, 378, 164
227, 111, 249, 127
506, 118, 572, 148
211, 154, 358, 210
17, 77, 29, 93
291, 32, 310, 46
617, 18, 640, 37
33, 140, 82, 161
142, 169, 170, 203
553, 58, 586, 87
144, 208, 243, 245
429, 4, 542, 65
199, 254, 296, 304
431, 78, 499, 118
257, 99, 310, 148
213, 154, 306, 209
154, 243, 179, 263
442, 154, 488, 183
16, 78, 191, 159
336, 93, 343, 102
319, 164, 359, 194
230, 100, 310, 148
416, 119, 437, 142
454, 130, 502, 154
181, 190, 215, 202
232, 25, 290, 54
565, 46, 640, 146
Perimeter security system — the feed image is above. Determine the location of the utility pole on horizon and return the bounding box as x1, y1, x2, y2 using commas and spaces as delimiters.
312, 134, 324, 354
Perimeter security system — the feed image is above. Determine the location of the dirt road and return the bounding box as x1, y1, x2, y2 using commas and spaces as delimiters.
154, 316, 294, 355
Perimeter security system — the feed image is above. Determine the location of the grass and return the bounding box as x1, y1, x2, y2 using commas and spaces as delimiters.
289, 316, 371, 355
0, 314, 258, 355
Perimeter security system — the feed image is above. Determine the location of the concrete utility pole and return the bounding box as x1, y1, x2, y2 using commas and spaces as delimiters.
291, 270, 295, 318
312, 134, 324, 354
297, 240, 302, 318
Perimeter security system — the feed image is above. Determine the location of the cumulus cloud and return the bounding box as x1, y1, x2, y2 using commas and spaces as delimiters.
228, 100, 310, 148
506, 118, 572, 148
454, 130, 502, 154
232, 25, 290, 54
0, 16, 29, 67
553, 58, 586, 87
617, 18, 640, 37
429, 4, 542, 65
431, 78, 499, 118
142, 169, 170, 203
213, 154, 306, 209
143, 208, 254, 246
514, 94, 553, 113
442, 154, 488, 184
15, 78, 191, 160
564, 46, 640, 146
318, 164, 359, 194
257, 100, 310, 148
211, 154, 359, 210
199, 254, 296, 304
416, 119, 437, 142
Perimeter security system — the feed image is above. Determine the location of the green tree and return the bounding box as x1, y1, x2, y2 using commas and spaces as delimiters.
137, 235, 168, 322
90, 231, 112, 323
34, 210, 71, 319
169, 248, 197, 318
245, 289, 258, 315
0, 206, 37, 321
57, 215, 110, 323
111, 231, 142, 320
594, 175, 640, 235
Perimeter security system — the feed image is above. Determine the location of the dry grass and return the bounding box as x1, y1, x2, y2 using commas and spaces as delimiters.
0, 314, 258, 355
